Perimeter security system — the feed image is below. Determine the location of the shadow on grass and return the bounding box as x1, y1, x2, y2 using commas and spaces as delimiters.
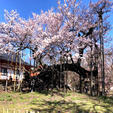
98, 96, 113, 105
87, 96, 113, 113
10, 89, 113, 113
31, 100, 90, 113
30, 95, 113, 113
34, 90, 66, 97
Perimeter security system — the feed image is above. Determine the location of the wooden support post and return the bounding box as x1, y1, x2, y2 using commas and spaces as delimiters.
90, 35, 93, 96
80, 75, 82, 93
18, 51, 22, 91
98, 12, 105, 96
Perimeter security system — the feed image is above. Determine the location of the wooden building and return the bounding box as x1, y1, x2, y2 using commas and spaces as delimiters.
0, 53, 31, 81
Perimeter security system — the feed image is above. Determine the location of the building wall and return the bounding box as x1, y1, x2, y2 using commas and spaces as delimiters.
0, 63, 24, 81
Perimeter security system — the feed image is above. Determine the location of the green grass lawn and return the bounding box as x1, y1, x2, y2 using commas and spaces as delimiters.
0, 91, 113, 113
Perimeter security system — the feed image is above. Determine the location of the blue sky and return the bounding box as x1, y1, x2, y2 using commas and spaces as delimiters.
0, 0, 58, 21
0, 0, 112, 36
0, 0, 113, 63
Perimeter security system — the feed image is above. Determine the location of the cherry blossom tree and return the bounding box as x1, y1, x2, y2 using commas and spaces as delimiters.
0, 0, 112, 95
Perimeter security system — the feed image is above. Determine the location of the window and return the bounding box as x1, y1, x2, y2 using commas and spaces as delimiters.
1, 68, 7, 76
